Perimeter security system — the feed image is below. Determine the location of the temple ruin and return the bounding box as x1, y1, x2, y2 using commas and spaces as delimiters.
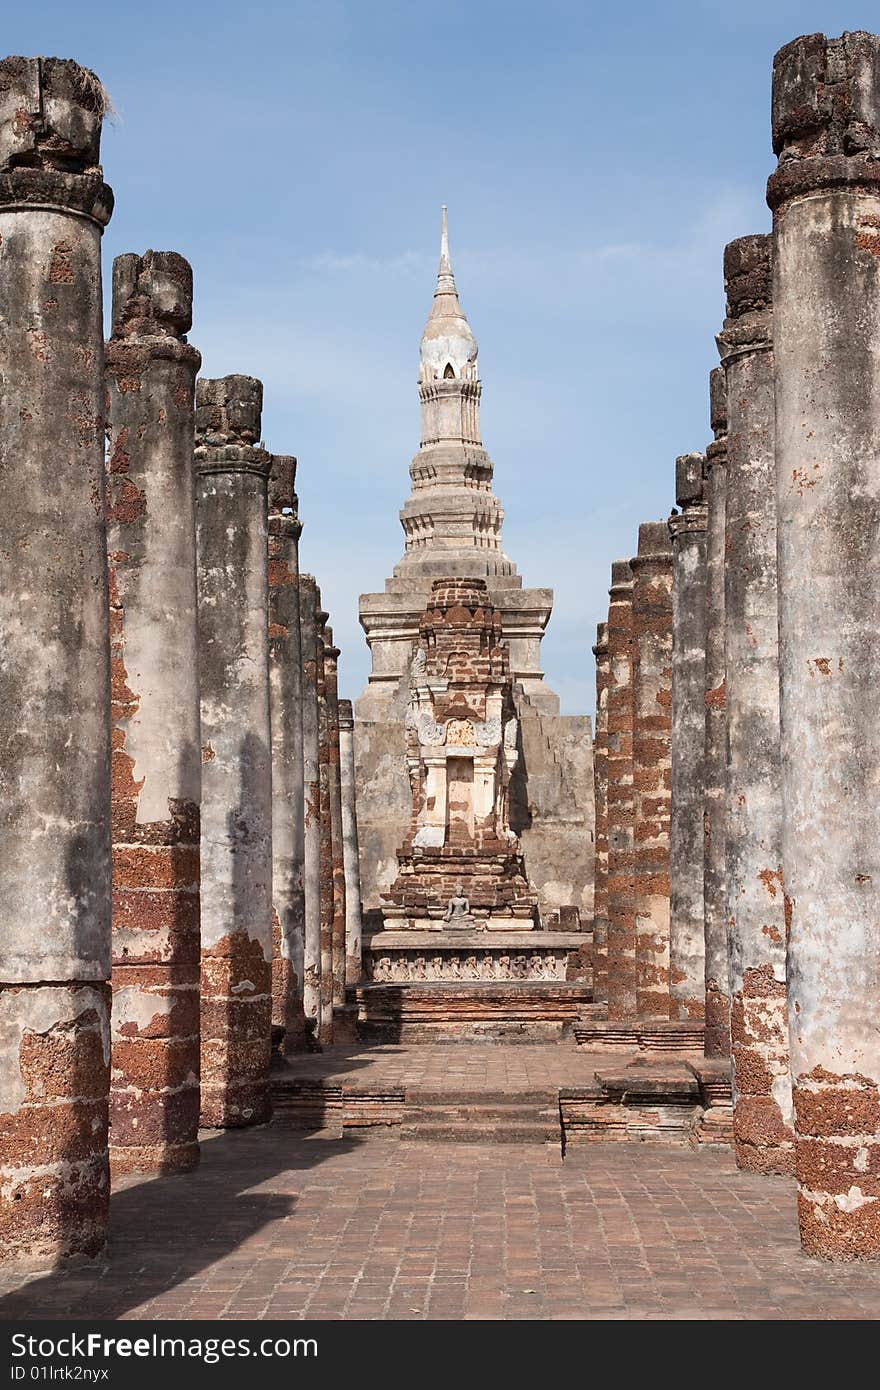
1, 30, 880, 1297
354, 210, 595, 938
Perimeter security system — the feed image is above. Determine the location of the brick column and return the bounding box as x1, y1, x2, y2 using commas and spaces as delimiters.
591, 621, 610, 1006
631, 523, 673, 1019
195, 376, 273, 1126
703, 368, 731, 1057
769, 30, 880, 1257
105, 252, 201, 1175
299, 575, 323, 1040
668, 454, 708, 1023
316, 608, 335, 1043
605, 560, 637, 1020
323, 631, 347, 1015
719, 234, 793, 1175
338, 700, 364, 986
268, 455, 307, 1053
0, 57, 113, 1264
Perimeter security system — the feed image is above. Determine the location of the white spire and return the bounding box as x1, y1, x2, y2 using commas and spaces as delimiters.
437, 204, 455, 293
420, 205, 478, 382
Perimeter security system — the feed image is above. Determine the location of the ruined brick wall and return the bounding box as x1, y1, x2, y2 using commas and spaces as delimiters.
105, 251, 201, 1175
703, 369, 731, 1058
338, 700, 364, 986
604, 561, 637, 1020
316, 605, 335, 1043
591, 622, 610, 1003
631, 524, 673, 1019
667, 454, 708, 1024
267, 455, 306, 1053
299, 575, 323, 1040
323, 634, 347, 1015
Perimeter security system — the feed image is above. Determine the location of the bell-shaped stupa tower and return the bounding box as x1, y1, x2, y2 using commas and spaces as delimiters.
356, 210, 594, 929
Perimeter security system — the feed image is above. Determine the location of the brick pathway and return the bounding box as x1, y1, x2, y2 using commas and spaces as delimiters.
3, 1125, 880, 1319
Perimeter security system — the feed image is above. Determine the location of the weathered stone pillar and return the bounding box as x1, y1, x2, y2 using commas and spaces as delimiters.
338, 700, 364, 987
591, 622, 610, 1006
719, 234, 793, 1175
0, 57, 114, 1264
667, 454, 708, 1024
769, 30, 880, 1257
703, 368, 731, 1058
316, 609, 335, 1043
195, 376, 273, 1125
323, 631, 347, 1014
105, 252, 201, 1175
631, 523, 673, 1019
605, 561, 637, 1020
299, 574, 323, 1040
268, 455, 307, 1053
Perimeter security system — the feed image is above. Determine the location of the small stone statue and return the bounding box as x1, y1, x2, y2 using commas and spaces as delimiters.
443, 882, 472, 925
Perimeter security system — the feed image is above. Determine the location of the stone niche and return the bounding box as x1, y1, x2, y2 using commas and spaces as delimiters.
368, 579, 585, 984
381, 578, 537, 931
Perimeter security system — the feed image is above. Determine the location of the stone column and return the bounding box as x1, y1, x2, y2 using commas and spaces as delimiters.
0, 57, 114, 1264
667, 454, 708, 1024
719, 234, 793, 1175
267, 455, 307, 1053
631, 522, 673, 1019
316, 609, 335, 1043
105, 252, 201, 1175
323, 632, 347, 1014
769, 30, 880, 1257
703, 367, 731, 1058
195, 376, 273, 1126
605, 561, 637, 1020
591, 622, 610, 1006
338, 700, 364, 986
299, 575, 323, 1040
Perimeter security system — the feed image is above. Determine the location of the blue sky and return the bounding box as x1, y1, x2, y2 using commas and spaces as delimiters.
8, 3, 869, 711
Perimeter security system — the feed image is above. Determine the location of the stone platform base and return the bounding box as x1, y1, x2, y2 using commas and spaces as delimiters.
364, 930, 590, 984
560, 1057, 733, 1150
355, 980, 592, 1042
572, 1018, 705, 1055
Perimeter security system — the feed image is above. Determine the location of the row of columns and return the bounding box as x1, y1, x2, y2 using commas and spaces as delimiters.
0, 56, 363, 1265
594, 30, 880, 1259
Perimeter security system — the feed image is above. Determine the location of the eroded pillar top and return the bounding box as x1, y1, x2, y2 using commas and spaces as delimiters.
195, 375, 270, 475
609, 559, 633, 594
768, 31, 880, 207
0, 56, 113, 222
111, 251, 193, 340
268, 454, 301, 537
718, 235, 772, 358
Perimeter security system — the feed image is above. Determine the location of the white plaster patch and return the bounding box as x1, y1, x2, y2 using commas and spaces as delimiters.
771, 1070, 794, 1126
834, 1186, 870, 1213
413, 826, 445, 849
111, 984, 173, 1038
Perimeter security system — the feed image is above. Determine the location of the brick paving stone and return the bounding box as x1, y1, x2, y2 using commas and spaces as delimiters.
2, 1049, 880, 1320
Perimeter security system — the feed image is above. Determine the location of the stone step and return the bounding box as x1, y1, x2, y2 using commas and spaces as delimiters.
404, 1104, 559, 1125
400, 1121, 559, 1145
406, 1087, 556, 1105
